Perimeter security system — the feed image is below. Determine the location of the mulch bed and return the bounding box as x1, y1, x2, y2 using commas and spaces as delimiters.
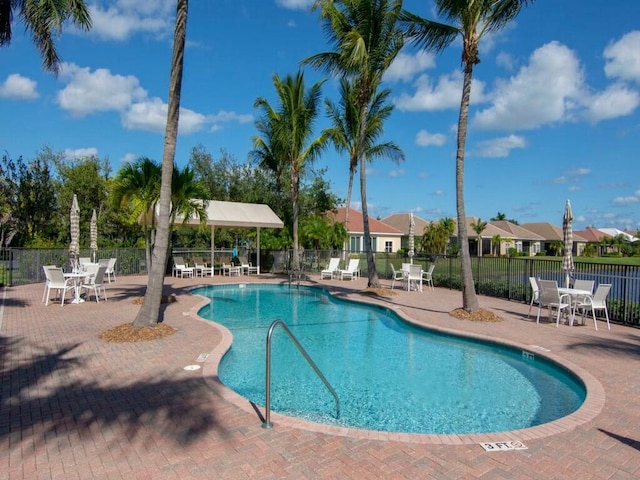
449, 308, 503, 322
99, 322, 177, 342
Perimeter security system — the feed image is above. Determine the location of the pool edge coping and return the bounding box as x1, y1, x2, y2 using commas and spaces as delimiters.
186, 282, 605, 446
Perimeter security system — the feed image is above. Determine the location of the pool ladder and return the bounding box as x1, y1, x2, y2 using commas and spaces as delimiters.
262, 319, 340, 428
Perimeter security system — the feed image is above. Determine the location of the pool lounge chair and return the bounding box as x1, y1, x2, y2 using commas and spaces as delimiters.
321, 258, 340, 280
339, 258, 360, 281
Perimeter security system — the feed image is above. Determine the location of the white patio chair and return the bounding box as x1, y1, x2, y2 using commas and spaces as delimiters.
406, 264, 423, 292
172, 256, 185, 277
575, 284, 612, 331
422, 264, 435, 291
238, 256, 259, 275
339, 258, 360, 281
321, 258, 340, 280
104, 258, 117, 283
526, 276, 540, 318
390, 264, 405, 290
194, 260, 213, 277
41, 265, 57, 302
537, 279, 572, 327
80, 266, 108, 303
44, 267, 74, 306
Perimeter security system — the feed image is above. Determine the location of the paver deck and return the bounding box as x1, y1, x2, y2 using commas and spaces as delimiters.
1, 273, 639, 479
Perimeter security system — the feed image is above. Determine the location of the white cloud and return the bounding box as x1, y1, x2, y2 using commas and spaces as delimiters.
473, 41, 585, 130
395, 71, 486, 111
388, 169, 405, 177
87, 0, 174, 41
208, 110, 254, 125
604, 31, 640, 84
63, 147, 98, 159
120, 153, 138, 163
566, 168, 591, 176
584, 83, 639, 123
415, 130, 446, 147
122, 98, 207, 134
386, 51, 436, 83
0, 74, 38, 99
613, 196, 639, 204
473, 134, 526, 158
56, 63, 147, 116
276, 0, 314, 10
495, 52, 516, 71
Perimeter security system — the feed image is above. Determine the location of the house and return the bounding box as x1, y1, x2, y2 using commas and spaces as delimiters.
453, 217, 516, 256
520, 222, 588, 255
380, 213, 430, 253
328, 208, 403, 253
489, 220, 545, 256
574, 227, 612, 255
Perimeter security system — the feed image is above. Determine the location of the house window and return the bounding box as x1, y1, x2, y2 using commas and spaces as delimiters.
384, 241, 393, 253
350, 236, 361, 252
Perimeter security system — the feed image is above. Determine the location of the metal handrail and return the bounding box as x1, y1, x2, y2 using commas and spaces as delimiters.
262, 319, 340, 428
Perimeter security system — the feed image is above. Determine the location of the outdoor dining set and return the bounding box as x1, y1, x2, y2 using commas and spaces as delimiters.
42, 258, 116, 306
527, 276, 611, 331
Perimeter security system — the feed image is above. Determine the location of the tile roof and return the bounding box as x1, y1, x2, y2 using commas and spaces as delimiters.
328, 208, 403, 235
381, 213, 430, 235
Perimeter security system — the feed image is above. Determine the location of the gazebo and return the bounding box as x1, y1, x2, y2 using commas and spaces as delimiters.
175, 199, 284, 272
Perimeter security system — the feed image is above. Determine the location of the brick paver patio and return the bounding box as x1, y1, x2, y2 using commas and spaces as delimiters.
1, 273, 639, 479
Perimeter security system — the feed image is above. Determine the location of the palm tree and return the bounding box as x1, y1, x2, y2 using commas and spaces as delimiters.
325, 78, 404, 251
304, 0, 404, 288
401, 0, 535, 311
169, 164, 208, 226
470, 218, 487, 257
133, 0, 188, 328
0, 0, 92, 75
491, 234, 502, 256
491, 212, 507, 221
253, 71, 328, 272
112, 157, 162, 271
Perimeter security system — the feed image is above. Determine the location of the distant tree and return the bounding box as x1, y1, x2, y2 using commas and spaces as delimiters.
401, 0, 535, 312
422, 218, 455, 255
470, 218, 488, 257
492, 212, 507, 221
491, 234, 502, 256
253, 71, 328, 272
550, 240, 563, 256
0, 0, 92, 75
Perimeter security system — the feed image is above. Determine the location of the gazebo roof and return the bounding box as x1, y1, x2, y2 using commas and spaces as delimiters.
178, 200, 284, 229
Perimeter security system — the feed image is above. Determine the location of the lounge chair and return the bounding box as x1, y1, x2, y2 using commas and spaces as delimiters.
221, 263, 241, 276
321, 258, 340, 280
339, 258, 360, 281
194, 259, 213, 277
174, 262, 195, 278
172, 256, 186, 277
238, 256, 259, 275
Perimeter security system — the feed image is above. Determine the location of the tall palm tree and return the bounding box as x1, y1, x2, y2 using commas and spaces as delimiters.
112, 157, 162, 271
304, 0, 404, 288
470, 218, 488, 256
253, 71, 327, 272
133, 0, 188, 328
401, 0, 535, 311
491, 234, 502, 256
0, 0, 92, 75
325, 78, 404, 250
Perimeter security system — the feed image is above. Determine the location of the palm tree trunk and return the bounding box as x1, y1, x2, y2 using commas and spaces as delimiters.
344, 163, 355, 259
456, 67, 480, 312
291, 167, 300, 272
133, 0, 188, 327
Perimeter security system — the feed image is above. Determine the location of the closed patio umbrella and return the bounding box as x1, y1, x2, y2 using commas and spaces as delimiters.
408, 212, 415, 264
90, 209, 98, 263
69, 194, 80, 270
562, 199, 574, 287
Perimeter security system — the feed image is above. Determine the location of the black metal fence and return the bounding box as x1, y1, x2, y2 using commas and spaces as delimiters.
3, 248, 638, 327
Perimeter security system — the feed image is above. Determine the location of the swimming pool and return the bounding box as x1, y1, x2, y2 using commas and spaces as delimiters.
194, 283, 585, 435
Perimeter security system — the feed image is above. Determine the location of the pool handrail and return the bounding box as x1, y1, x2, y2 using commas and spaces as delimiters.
262, 319, 340, 428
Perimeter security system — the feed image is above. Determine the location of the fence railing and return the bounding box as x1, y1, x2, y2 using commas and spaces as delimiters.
2, 248, 638, 327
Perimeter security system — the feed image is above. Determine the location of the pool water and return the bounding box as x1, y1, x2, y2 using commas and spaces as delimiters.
194, 284, 585, 435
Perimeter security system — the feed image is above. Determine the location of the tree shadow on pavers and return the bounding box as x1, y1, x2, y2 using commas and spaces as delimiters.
0, 339, 229, 450
564, 336, 640, 359
598, 429, 640, 451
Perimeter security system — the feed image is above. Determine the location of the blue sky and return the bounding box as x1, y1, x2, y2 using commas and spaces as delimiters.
1, 0, 639, 231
